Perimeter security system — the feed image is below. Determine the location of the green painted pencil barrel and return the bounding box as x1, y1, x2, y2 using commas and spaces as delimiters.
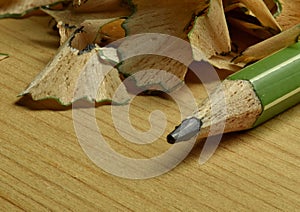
228, 42, 300, 127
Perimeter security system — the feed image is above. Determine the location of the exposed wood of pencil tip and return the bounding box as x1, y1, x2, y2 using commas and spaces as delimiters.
196, 79, 262, 138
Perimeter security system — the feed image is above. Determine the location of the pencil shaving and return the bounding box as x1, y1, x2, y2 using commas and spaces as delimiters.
0, 53, 8, 61
226, 17, 276, 40
118, 0, 209, 89
0, 0, 68, 18
189, 0, 284, 71
275, 1, 300, 30
42, 0, 129, 26
20, 28, 129, 105
237, 0, 281, 33
1, 0, 299, 105
233, 24, 300, 64
42, 0, 129, 45
189, 0, 231, 60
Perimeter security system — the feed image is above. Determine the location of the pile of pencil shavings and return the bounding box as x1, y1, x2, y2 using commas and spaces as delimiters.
1, 0, 300, 105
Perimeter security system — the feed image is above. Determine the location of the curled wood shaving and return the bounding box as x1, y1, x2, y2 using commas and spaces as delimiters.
275, 1, 300, 30
263, 0, 282, 16
189, 0, 284, 71
98, 18, 126, 47
42, 0, 129, 26
227, 16, 275, 40
0, 0, 70, 18
233, 24, 300, 64
209, 55, 244, 71
237, 0, 281, 33
189, 0, 231, 60
42, 0, 129, 45
122, 0, 209, 38
117, 33, 192, 90
118, 0, 209, 89
2, 0, 299, 105
0, 53, 8, 61
20, 27, 129, 105
56, 21, 77, 45
56, 18, 126, 46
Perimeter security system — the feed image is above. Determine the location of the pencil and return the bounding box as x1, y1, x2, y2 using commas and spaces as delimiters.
167, 42, 300, 144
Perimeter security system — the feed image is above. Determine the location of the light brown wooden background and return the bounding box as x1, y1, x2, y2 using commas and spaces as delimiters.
0, 16, 299, 211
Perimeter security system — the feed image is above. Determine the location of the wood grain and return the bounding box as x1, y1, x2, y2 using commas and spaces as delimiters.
0, 16, 299, 211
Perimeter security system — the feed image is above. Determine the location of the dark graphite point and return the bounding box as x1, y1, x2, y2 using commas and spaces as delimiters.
167, 117, 202, 144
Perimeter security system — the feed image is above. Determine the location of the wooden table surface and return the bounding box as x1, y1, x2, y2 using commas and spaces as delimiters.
0, 16, 299, 211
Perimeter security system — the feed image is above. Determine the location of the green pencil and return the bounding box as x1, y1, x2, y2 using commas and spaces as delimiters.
167, 42, 300, 144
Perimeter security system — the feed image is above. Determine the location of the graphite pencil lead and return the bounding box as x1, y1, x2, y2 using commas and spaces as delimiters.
167, 117, 202, 144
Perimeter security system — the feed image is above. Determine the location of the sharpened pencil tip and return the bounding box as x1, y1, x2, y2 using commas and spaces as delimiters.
167, 117, 202, 144
167, 134, 176, 144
